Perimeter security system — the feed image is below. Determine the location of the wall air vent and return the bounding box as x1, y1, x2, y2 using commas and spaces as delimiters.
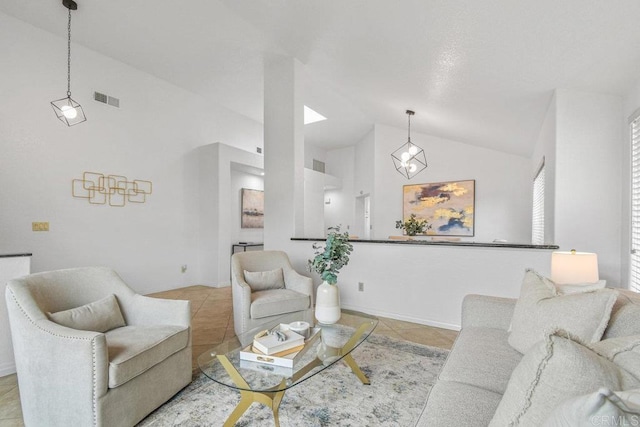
94, 91, 120, 108
94, 91, 107, 104
313, 159, 325, 173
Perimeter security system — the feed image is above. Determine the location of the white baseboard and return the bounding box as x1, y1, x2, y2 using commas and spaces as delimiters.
340, 303, 461, 331
0, 362, 16, 377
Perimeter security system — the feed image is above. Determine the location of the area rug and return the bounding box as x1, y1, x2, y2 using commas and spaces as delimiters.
138, 335, 449, 427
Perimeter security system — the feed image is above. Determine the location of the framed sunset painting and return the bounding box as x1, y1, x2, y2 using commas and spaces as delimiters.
402, 180, 475, 236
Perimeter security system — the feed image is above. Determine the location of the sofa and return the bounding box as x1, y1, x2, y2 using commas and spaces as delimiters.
5, 267, 192, 427
417, 272, 640, 426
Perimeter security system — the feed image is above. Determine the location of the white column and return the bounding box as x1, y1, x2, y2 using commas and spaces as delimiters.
264, 57, 306, 249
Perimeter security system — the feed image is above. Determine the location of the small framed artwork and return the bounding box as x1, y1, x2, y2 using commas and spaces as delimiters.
402, 180, 475, 236
241, 188, 264, 228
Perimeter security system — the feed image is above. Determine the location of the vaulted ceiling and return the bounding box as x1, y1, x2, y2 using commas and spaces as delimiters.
3, 0, 640, 156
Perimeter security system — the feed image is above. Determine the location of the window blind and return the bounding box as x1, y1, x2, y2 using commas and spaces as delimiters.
630, 114, 640, 292
532, 162, 545, 245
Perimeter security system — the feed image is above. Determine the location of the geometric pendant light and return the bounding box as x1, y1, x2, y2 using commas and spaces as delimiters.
391, 110, 427, 179
51, 0, 86, 126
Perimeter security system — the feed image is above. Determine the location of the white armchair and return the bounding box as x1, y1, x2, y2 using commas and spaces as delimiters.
5, 267, 192, 427
232, 250, 313, 336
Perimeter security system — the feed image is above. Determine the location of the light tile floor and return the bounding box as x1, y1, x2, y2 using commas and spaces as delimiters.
0, 285, 457, 426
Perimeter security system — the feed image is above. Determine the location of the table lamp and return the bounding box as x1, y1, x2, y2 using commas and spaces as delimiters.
551, 250, 599, 284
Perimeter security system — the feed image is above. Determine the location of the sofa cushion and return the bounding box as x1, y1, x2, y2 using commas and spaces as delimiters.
439, 327, 522, 395
543, 387, 640, 426
508, 269, 617, 354
250, 289, 310, 319
244, 268, 285, 292
105, 324, 189, 388
417, 380, 503, 427
490, 331, 640, 427
603, 293, 640, 339
592, 334, 640, 380
48, 294, 126, 333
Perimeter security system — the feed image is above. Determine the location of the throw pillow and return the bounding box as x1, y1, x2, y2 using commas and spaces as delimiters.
490, 330, 640, 427
508, 269, 617, 354
243, 268, 285, 292
592, 334, 640, 381
555, 279, 606, 295
48, 294, 126, 333
602, 294, 640, 339
543, 388, 640, 426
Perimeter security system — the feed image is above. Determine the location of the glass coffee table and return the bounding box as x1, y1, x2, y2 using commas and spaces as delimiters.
197, 309, 378, 427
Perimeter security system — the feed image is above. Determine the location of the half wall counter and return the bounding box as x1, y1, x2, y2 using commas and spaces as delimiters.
288, 238, 558, 330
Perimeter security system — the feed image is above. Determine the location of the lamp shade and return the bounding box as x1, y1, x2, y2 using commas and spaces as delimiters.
551, 251, 599, 284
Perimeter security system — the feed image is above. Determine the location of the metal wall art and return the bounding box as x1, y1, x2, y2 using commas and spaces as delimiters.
72, 172, 152, 207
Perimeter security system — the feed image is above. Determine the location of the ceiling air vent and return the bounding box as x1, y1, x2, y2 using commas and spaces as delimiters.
94, 91, 120, 108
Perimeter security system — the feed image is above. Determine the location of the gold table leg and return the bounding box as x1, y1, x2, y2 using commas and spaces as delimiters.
217, 355, 286, 427
216, 322, 373, 425
342, 353, 370, 385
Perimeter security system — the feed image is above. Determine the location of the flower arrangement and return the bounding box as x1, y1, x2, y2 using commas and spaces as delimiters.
308, 225, 353, 285
395, 213, 432, 236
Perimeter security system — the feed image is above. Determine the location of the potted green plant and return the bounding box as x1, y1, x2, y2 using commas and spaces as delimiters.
308, 225, 353, 324
396, 213, 432, 236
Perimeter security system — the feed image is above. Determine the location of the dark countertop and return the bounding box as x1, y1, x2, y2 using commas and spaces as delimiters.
290, 238, 558, 250
0, 253, 32, 258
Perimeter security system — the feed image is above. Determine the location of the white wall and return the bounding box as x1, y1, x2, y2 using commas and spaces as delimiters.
304, 169, 327, 237
353, 130, 375, 238
372, 124, 532, 243
230, 170, 264, 245
0, 12, 263, 293
285, 240, 552, 330
530, 94, 557, 244
554, 89, 623, 286
324, 146, 356, 233
198, 143, 263, 287
304, 142, 327, 170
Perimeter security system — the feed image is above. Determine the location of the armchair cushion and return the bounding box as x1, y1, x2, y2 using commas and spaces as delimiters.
250, 289, 310, 319
106, 324, 189, 388
244, 268, 285, 291
48, 294, 126, 333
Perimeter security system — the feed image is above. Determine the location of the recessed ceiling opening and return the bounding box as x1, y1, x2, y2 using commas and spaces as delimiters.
304, 106, 327, 125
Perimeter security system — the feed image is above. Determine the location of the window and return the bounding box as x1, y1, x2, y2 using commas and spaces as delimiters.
630, 113, 640, 292
532, 160, 545, 245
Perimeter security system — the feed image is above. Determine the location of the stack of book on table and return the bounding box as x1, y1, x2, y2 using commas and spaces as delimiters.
239, 324, 320, 370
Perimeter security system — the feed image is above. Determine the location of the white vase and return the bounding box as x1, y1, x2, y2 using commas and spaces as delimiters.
315, 281, 341, 324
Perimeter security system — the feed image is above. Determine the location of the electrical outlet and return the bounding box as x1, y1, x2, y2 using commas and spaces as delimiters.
32, 222, 49, 232
358, 282, 364, 292
181, 265, 187, 273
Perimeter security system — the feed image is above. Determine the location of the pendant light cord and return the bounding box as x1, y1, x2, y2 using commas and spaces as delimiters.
407, 112, 412, 143
67, 7, 72, 97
